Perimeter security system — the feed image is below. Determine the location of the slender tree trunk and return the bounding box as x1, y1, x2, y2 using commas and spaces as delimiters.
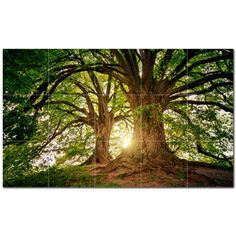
85, 119, 112, 165
93, 125, 111, 164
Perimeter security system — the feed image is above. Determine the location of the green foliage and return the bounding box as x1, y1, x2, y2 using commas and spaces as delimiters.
3, 142, 40, 186
4, 114, 36, 143
3, 49, 52, 144
134, 104, 162, 120
65, 146, 83, 158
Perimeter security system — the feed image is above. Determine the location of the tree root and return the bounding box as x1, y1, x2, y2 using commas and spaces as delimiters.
98, 152, 233, 187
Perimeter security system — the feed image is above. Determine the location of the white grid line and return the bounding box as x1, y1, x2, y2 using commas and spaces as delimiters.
93, 108, 96, 188
187, 49, 189, 188
47, 49, 50, 188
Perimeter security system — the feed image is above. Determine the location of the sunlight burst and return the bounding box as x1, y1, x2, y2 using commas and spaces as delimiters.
122, 136, 132, 148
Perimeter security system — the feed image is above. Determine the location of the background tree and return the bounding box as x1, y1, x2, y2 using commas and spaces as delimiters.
46, 71, 130, 164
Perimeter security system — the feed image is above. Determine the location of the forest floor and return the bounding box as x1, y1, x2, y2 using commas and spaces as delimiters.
5, 161, 233, 187
67, 163, 233, 188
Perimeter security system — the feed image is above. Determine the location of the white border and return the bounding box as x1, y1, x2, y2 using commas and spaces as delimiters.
1, 1, 235, 236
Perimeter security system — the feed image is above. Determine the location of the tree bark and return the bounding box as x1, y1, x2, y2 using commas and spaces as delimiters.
85, 118, 112, 165
93, 124, 111, 164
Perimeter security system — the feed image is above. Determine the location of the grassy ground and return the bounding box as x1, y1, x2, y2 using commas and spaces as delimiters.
4, 163, 233, 188
4, 165, 119, 188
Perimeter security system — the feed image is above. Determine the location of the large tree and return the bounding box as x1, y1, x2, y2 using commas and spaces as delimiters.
47, 71, 129, 164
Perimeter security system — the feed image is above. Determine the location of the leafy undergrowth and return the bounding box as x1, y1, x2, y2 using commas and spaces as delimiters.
4, 163, 233, 188
4, 165, 90, 187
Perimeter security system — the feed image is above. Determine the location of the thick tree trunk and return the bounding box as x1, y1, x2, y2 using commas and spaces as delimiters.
115, 93, 183, 171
